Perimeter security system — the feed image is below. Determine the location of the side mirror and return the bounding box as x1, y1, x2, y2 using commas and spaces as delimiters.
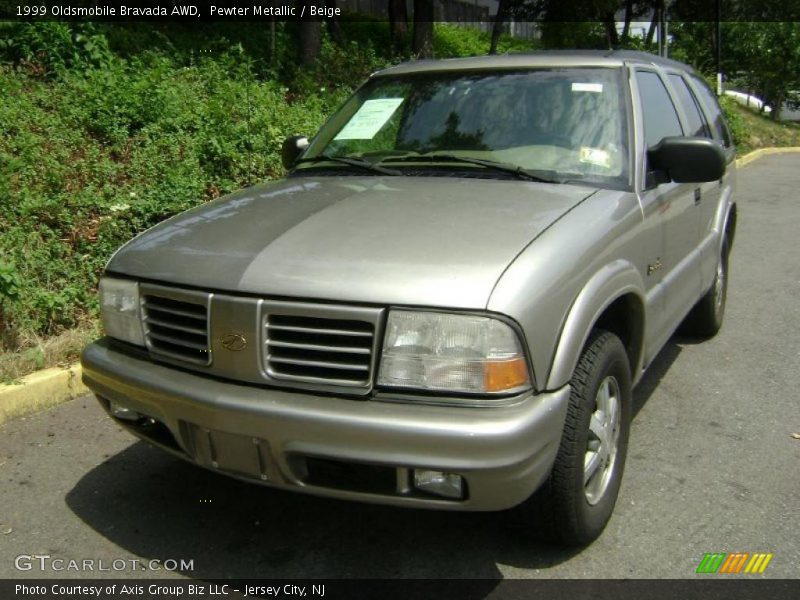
281, 135, 309, 169
647, 137, 726, 184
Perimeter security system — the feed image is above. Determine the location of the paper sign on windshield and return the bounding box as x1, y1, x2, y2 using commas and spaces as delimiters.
334, 98, 404, 140
572, 83, 603, 93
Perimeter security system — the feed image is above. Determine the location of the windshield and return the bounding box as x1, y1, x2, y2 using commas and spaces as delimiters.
298, 68, 631, 188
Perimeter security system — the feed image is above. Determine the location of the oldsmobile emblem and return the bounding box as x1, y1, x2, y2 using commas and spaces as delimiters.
220, 332, 247, 351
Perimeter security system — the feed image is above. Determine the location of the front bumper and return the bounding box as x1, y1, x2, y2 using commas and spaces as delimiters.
81, 338, 570, 511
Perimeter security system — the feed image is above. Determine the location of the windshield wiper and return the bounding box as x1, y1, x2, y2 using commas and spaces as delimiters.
381, 153, 562, 183
379, 153, 562, 183
295, 155, 401, 176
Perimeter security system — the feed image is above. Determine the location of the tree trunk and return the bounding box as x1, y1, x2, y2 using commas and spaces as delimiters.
621, 0, 634, 41
604, 16, 620, 48
645, 0, 661, 46
489, 0, 508, 55
326, 0, 343, 46
412, 0, 434, 59
298, 2, 321, 67
389, 0, 408, 54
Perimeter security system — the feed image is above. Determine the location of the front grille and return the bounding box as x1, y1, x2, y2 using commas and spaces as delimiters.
265, 314, 375, 386
142, 294, 210, 365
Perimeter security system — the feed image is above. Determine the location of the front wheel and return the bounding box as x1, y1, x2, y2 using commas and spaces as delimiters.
513, 330, 632, 546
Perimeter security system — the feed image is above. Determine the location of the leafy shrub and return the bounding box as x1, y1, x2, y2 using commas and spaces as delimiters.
719, 95, 748, 148
0, 22, 113, 76
0, 261, 20, 302
434, 23, 537, 57
0, 21, 547, 350
0, 54, 336, 345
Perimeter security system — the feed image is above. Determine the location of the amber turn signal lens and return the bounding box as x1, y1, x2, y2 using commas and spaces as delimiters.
484, 358, 530, 392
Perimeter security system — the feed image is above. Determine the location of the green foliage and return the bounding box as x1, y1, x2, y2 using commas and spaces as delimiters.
285, 35, 389, 97
0, 260, 20, 302
0, 22, 113, 75
433, 23, 538, 57
539, 22, 608, 49
719, 95, 747, 148
0, 53, 336, 343
671, 22, 800, 120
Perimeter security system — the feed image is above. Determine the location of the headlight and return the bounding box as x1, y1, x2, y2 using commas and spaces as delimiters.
377, 310, 530, 395
99, 277, 145, 346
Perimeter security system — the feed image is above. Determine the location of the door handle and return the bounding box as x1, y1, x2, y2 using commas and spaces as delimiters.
694, 188, 702, 204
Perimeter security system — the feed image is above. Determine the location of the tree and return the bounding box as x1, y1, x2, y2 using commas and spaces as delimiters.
412, 0, 434, 58
389, 0, 409, 55
297, 1, 321, 67
671, 21, 800, 119
725, 22, 800, 119
489, 0, 509, 55
325, 0, 343, 46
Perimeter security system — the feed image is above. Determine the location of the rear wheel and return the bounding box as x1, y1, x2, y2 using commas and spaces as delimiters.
681, 237, 730, 338
514, 330, 632, 546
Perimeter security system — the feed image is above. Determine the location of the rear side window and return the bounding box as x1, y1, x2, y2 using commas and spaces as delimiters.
691, 76, 733, 148
636, 71, 683, 149
668, 74, 711, 138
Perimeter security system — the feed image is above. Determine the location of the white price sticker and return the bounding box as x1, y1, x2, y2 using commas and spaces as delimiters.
572, 83, 604, 93
334, 98, 404, 140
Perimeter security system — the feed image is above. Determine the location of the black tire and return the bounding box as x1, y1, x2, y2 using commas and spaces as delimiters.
513, 330, 632, 546
681, 237, 730, 338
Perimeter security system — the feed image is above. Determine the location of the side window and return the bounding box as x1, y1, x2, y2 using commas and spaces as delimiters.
668, 74, 711, 138
691, 76, 733, 148
636, 70, 683, 149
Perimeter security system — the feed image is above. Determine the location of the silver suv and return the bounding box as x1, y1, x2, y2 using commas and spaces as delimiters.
82, 51, 736, 546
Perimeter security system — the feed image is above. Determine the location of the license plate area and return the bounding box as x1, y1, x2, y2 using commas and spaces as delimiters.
180, 422, 281, 482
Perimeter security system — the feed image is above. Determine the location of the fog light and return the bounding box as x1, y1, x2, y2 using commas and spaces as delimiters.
109, 400, 140, 421
413, 470, 464, 499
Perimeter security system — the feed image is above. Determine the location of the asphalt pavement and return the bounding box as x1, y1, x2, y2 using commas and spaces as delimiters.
1, 155, 798, 580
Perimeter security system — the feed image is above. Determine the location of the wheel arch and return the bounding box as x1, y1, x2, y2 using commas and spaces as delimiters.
722, 202, 737, 249
546, 260, 646, 390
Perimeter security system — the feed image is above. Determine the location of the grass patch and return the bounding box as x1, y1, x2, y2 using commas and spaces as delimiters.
724, 99, 800, 155
0, 320, 99, 383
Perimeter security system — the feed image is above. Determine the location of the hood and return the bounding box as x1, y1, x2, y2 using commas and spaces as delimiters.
107, 176, 595, 309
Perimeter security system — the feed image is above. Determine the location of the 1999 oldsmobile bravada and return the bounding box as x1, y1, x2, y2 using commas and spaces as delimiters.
82, 51, 736, 545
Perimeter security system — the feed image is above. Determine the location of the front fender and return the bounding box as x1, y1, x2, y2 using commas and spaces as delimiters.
546, 260, 646, 390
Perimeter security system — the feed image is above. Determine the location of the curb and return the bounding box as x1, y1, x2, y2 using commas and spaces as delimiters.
735, 146, 800, 168
0, 363, 87, 427
2, 146, 800, 427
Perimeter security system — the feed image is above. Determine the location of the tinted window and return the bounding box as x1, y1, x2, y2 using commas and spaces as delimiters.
668, 74, 711, 138
691, 76, 733, 147
636, 71, 683, 149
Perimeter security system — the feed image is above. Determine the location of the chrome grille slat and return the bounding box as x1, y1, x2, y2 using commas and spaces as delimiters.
269, 356, 370, 371
268, 340, 370, 355
148, 331, 207, 351
265, 313, 376, 386
267, 324, 372, 337
142, 292, 210, 365
145, 316, 207, 336
144, 301, 205, 320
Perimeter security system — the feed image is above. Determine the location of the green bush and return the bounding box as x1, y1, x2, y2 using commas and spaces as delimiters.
0, 22, 113, 75
434, 23, 537, 57
0, 21, 547, 349
719, 95, 748, 148
0, 54, 338, 343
